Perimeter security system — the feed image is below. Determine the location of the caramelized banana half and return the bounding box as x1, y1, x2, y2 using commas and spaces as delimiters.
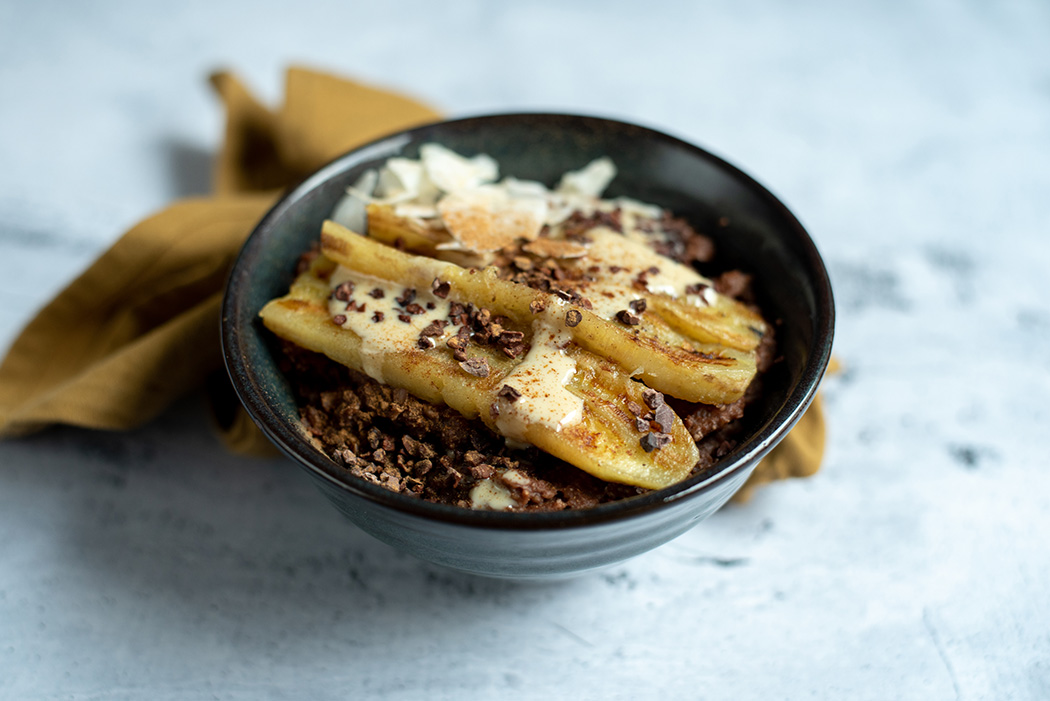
260, 254, 700, 490
321, 220, 764, 404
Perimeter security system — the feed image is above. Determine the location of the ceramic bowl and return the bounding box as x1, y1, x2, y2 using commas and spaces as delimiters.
221, 114, 834, 578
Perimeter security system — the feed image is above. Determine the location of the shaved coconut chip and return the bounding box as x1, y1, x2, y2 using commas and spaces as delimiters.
437, 186, 547, 252
352, 168, 379, 196
394, 203, 440, 219
544, 193, 600, 227
376, 158, 442, 205
330, 169, 378, 233
421, 143, 499, 193
522, 238, 589, 259
543, 199, 577, 227
557, 157, 617, 197
375, 158, 421, 198
502, 177, 551, 198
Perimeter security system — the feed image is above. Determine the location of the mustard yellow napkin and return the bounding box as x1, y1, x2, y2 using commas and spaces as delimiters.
0, 67, 439, 453
0, 65, 827, 493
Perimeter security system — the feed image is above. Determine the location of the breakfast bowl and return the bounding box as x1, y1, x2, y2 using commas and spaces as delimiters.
221, 113, 834, 579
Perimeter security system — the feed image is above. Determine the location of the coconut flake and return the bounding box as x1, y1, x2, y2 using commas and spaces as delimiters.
375, 158, 419, 198
375, 157, 442, 205
393, 203, 440, 219
437, 185, 548, 252
502, 176, 551, 198
420, 143, 499, 193
556, 157, 617, 197
330, 169, 378, 233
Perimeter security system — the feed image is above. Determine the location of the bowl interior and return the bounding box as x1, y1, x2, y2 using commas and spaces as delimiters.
222, 113, 834, 527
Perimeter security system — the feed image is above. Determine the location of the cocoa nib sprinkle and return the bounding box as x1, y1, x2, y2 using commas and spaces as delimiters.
446, 335, 468, 361
640, 431, 672, 452
332, 314, 347, 326
498, 384, 521, 402
332, 281, 355, 301
431, 278, 451, 299
420, 319, 448, 337
634, 417, 650, 432
395, 288, 416, 306
440, 302, 531, 360
404, 302, 425, 315
565, 309, 583, 327
459, 357, 490, 378
629, 298, 647, 314
644, 211, 718, 265
685, 282, 710, 303
562, 208, 623, 238
500, 254, 593, 309
345, 300, 366, 313
652, 403, 675, 432
552, 287, 592, 309
683, 234, 715, 265
642, 387, 665, 410
714, 270, 752, 299
472, 308, 493, 331
417, 337, 435, 350
616, 309, 640, 326
501, 345, 526, 360
368, 288, 386, 299
448, 301, 469, 325
397, 313, 412, 323
529, 299, 547, 314
372, 311, 385, 323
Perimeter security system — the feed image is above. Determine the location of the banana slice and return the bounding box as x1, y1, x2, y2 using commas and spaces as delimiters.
320, 220, 761, 404
260, 254, 700, 490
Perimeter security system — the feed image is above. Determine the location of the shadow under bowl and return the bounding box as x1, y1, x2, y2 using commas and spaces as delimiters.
221, 113, 834, 579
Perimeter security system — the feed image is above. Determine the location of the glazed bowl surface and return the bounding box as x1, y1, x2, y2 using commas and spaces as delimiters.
221, 113, 834, 578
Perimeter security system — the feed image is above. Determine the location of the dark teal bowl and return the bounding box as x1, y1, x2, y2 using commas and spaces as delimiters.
221, 114, 834, 578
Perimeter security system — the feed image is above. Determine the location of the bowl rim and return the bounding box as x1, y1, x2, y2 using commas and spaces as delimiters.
222, 111, 835, 531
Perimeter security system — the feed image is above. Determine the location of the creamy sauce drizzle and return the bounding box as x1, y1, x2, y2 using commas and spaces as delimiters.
576, 229, 719, 318
327, 268, 584, 445
492, 320, 583, 440
327, 266, 453, 384
469, 478, 517, 510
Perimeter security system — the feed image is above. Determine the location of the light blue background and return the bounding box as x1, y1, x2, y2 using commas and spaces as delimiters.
1, 1, 1048, 698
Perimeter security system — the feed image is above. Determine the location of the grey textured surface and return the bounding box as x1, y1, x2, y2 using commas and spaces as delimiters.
1, 1, 1048, 699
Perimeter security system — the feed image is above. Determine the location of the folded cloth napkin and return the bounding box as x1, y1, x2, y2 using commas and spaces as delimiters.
0, 66, 827, 495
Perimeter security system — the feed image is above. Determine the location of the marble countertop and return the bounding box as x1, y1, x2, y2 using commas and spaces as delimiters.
2, 1, 1048, 698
